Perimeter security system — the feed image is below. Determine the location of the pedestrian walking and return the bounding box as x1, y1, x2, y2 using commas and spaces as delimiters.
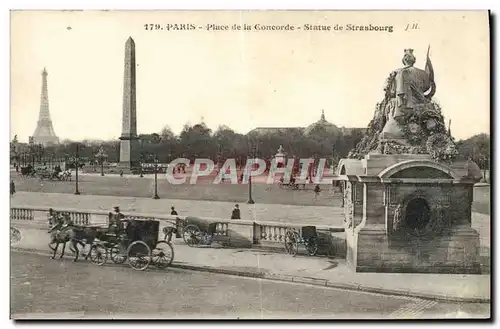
231, 204, 241, 220
10, 179, 15, 196
170, 206, 178, 216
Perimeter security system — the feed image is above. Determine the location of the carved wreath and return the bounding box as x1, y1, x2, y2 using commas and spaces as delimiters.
426, 133, 458, 163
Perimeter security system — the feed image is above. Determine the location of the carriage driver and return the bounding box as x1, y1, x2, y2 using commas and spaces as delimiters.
109, 206, 126, 233
113, 206, 125, 222
111, 206, 130, 253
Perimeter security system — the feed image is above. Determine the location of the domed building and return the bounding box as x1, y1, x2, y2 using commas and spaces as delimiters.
304, 110, 341, 136
247, 110, 363, 137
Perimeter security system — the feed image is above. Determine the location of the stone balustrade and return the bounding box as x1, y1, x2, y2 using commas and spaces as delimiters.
259, 224, 287, 243
10, 206, 345, 256
67, 212, 91, 226
10, 208, 34, 221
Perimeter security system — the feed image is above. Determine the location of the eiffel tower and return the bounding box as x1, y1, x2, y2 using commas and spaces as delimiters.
32, 68, 59, 146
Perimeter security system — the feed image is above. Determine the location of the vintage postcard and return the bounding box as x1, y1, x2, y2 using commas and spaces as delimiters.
9, 10, 490, 320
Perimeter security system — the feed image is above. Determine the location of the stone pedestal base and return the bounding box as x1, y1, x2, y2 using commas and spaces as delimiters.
347, 225, 481, 274
118, 137, 139, 173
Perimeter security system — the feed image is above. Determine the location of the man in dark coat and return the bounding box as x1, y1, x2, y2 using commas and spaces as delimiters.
170, 206, 178, 216
10, 180, 15, 196
231, 204, 241, 220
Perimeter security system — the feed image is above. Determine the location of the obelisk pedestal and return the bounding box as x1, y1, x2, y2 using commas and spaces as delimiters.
118, 37, 139, 173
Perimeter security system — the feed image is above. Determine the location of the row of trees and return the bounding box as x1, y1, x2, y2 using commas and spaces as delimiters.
15, 122, 366, 165
11, 122, 490, 169
454, 133, 490, 169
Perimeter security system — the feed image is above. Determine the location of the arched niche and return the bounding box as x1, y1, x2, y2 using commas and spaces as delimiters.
378, 160, 459, 179
336, 159, 364, 176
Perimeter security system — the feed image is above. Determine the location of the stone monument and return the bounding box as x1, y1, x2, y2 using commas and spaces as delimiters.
118, 37, 139, 172
274, 145, 286, 168
337, 48, 483, 274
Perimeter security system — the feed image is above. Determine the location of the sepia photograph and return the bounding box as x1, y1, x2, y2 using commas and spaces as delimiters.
8, 9, 491, 320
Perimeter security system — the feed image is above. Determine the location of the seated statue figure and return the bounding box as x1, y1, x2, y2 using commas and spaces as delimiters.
381, 48, 436, 143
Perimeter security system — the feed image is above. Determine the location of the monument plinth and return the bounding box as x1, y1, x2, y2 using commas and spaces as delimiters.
337, 48, 482, 274
118, 37, 140, 173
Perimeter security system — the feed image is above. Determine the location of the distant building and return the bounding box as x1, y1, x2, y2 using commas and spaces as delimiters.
248, 127, 305, 136
247, 110, 365, 137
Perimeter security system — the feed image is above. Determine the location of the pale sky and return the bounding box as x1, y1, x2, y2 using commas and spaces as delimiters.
10, 10, 490, 142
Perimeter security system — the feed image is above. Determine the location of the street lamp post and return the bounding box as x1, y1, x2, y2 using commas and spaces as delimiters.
247, 174, 255, 204
153, 156, 160, 199
96, 146, 107, 176
74, 143, 80, 195
331, 145, 337, 172
140, 154, 144, 178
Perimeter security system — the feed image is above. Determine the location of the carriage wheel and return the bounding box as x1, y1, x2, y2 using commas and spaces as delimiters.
127, 241, 151, 271
89, 244, 108, 266
109, 243, 127, 264
152, 240, 174, 269
183, 225, 202, 247
304, 237, 319, 256
284, 229, 299, 256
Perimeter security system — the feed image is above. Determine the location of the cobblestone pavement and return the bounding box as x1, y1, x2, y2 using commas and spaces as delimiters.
10, 251, 490, 319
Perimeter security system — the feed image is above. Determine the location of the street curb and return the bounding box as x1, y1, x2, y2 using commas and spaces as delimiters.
11, 246, 490, 304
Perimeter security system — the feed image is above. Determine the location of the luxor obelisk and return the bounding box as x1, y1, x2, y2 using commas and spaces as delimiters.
118, 37, 139, 172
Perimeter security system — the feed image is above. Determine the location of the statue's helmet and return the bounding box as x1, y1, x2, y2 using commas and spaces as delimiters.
402, 48, 416, 66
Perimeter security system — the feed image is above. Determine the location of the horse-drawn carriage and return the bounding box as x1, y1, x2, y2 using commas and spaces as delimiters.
163, 216, 227, 247
20, 164, 71, 181
20, 165, 36, 177
278, 175, 307, 190
284, 226, 319, 257
87, 218, 174, 271
36, 167, 53, 180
